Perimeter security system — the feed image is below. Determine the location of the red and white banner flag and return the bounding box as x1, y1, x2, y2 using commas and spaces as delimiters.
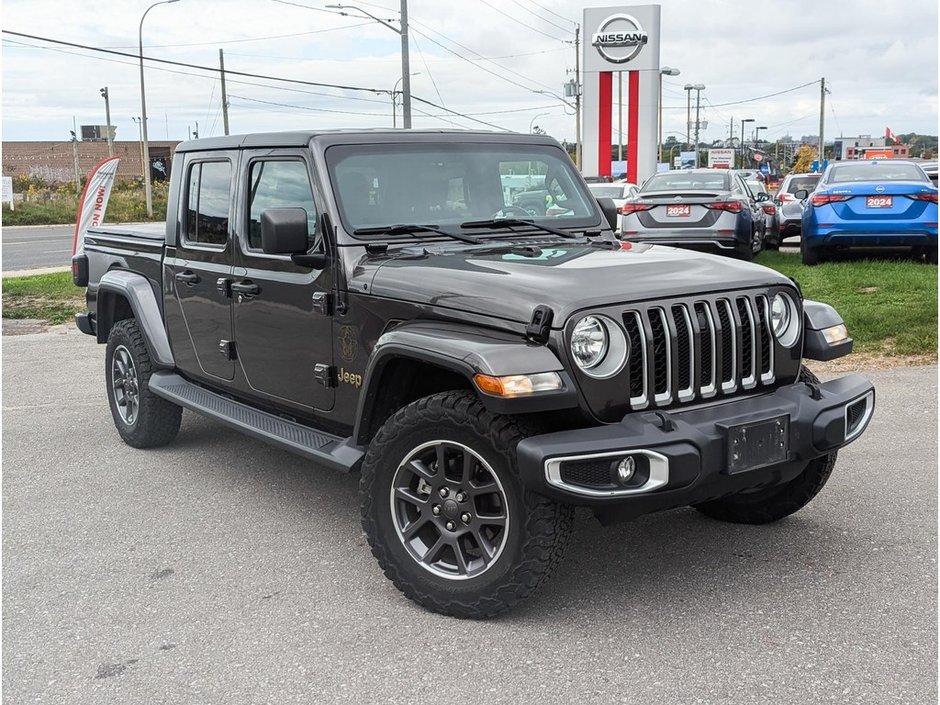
72, 156, 121, 255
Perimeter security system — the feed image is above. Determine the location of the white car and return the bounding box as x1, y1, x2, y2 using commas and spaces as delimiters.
587, 182, 639, 212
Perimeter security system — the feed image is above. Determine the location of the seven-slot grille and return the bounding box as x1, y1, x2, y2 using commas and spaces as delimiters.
621, 294, 777, 410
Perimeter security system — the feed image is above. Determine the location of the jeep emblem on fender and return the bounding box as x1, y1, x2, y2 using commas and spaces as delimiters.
591, 13, 649, 64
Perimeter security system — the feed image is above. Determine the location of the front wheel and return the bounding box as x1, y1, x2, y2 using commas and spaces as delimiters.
360, 391, 573, 618
105, 319, 182, 448
694, 367, 836, 524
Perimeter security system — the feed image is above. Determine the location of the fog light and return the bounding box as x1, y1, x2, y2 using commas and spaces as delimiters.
615, 456, 636, 484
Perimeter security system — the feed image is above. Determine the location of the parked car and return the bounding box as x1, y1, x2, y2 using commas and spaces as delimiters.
587, 182, 638, 212
776, 173, 822, 240
920, 160, 938, 185
799, 160, 938, 264
71, 129, 874, 618
619, 168, 763, 259
742, 177, 782, 250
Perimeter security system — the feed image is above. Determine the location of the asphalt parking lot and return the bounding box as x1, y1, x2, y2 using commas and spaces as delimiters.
2, 325, 936, 705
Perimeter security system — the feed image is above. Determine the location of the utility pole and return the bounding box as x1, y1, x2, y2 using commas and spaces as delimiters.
693, 87, 703, 167
132, 117, 145, 180
818, 76, 826, 166
100, 87, 114, 157
575, 25, 581, 170
69, 123, 81, 192
400, 0, 412, 128
219, 49, 230, 136
684, 86, 692, 151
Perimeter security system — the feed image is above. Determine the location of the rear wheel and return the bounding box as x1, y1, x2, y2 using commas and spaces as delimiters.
105, 319, 182, 448
801, 239, 820, 265
360, 391, 573, 618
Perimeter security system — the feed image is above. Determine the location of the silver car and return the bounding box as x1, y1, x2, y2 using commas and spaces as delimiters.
618, 169, 763, 260
776, 172, 821, 240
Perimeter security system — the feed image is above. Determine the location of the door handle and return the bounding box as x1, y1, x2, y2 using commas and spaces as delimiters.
231, 281, 260, 300
175, 271, 200, 286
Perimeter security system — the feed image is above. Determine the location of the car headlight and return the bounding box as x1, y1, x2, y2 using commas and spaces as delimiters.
771, 292, 800, 347
570, 314, 629, 378
571, 316, 608, 370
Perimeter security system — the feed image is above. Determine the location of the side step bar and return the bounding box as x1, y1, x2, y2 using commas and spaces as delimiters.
149, 371, 363, 473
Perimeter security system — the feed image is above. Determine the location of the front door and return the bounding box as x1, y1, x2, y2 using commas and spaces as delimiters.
164, 156, 236, 382
231, 151, 334, 413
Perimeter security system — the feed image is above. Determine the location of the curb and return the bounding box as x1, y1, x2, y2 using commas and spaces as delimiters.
1, 223, 75, 230
2, 266, 70, 278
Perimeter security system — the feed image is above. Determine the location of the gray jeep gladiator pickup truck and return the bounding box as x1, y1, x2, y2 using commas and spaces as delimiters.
73, 130, 875, 618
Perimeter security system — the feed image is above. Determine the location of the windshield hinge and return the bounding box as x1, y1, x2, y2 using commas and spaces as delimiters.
526, 305, 554, 345
312, 291, 332, 316
314, 364, 336, 388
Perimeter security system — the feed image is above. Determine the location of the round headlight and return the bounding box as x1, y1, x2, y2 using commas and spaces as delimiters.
571, 316, 608, 370
771, 292, 800, 347
570, 314, 630, 378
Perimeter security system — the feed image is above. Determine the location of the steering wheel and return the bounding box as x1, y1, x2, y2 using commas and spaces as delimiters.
491, 205, 533, 218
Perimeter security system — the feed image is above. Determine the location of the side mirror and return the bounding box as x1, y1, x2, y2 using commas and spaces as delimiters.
595, 197, 619, 231
755, 192, 769, 202
793, 189, 809, 200
261, 208, 309, 255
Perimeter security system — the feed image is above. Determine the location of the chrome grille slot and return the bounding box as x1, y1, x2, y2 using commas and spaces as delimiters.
623, 311, 648, 408
649, 308, 670, 404
716, 299, 736, 392
618, 292, 777, 411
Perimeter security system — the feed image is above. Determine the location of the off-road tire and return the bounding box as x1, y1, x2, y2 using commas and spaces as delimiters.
360, 391, 573, 619
105, 319, 182, 448
694, 367, 836, 525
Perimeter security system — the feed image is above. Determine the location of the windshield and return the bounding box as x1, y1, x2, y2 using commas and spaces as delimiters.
326, 143, 597, 235
826, 162, 928, 184
640, 172, 730, 192
588, 184, 624, 199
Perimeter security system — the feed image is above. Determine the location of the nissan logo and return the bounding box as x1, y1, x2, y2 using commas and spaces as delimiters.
875, 185, 886, 193
591, 13, 649, 64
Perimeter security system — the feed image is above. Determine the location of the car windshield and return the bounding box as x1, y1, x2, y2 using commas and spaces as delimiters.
784, 175, 820, 193
827, 163, 928, 184
326, 142, 597, 235
588, 185, 624, 198
641, 172, 729, 192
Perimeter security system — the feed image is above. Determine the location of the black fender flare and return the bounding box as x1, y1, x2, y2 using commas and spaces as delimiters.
802, 299, 853, 361
96, 270, 175, 369
353, 321, 578, 446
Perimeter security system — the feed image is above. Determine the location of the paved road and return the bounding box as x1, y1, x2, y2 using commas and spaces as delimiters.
1, 225, 76, 271
2, 326, 936, 704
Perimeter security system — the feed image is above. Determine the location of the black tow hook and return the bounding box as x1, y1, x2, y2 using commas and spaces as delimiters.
804, 381, 823, 400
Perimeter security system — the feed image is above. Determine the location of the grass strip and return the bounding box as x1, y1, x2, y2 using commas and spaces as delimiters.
2, 271, 85, 325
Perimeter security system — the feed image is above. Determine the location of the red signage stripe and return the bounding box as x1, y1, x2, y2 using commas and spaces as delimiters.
627, 70, 640, 184
598, 71, 613, 177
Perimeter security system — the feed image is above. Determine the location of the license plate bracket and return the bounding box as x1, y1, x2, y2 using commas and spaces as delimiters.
726, 415, 790, 474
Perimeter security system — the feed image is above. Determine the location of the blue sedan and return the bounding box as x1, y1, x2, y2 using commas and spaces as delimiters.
799, 160, 938, 265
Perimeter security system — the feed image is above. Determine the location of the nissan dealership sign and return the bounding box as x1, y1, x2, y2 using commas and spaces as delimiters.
591, 14, 649, 64
583, 5, 660, 72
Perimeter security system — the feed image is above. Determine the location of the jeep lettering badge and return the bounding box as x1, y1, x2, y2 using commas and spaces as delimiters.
591, 13, 649, 64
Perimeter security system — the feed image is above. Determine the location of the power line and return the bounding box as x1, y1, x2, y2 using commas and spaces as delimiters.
98, 22, 375, 49
507, 0, 572, 33
520, 0, 577, 25
662, 80, 822, 110
476, 0, 568, 41
410, 33, 457, 128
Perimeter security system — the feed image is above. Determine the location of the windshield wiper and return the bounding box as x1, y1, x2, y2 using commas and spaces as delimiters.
353, 223, 482, 244
459, 217, 580, 239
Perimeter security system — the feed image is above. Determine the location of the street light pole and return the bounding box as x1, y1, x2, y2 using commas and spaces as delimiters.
658, 67, 680, 164
529, 112, 550, 133
691, 84, 705, 168
100, 87, 114, 157
328, 2, 411, 127
139, 0, 180, 218
755, 125, 767, 149
740, 118, 754, 168
684, 85, 693, 151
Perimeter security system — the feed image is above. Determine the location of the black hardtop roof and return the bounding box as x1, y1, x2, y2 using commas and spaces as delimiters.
174, 128, 561, 153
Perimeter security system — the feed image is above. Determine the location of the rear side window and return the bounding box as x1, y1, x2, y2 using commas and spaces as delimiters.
185, 161, 231, 246
247, 160, 318, 251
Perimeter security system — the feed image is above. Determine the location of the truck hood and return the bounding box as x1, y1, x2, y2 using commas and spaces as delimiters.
357, 241, 793, 325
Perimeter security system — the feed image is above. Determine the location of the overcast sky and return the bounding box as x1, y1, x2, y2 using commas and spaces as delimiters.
2, 0, 938, 147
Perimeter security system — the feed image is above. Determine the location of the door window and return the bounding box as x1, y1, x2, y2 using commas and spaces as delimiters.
185, 161, 232, 247
247, 160, 318, 251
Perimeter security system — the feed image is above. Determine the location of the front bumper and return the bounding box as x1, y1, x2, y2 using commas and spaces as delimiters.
517, 374, 874, 522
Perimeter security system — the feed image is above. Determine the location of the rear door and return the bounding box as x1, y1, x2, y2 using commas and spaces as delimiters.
163, 154, 237, 382
230, 149, 335, 413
